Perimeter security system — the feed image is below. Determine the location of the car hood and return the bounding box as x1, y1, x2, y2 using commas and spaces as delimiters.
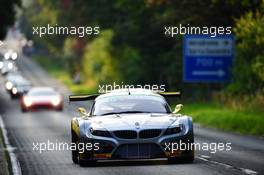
89, 113, 179, 130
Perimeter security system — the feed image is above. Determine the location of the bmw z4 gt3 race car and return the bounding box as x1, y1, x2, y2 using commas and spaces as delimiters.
70, 89, 194, 166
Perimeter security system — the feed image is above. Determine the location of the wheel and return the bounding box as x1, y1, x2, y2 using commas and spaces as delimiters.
10, 94, 15, 99
57, 105, 63, 111
168, 153, 194, 164
168, 157, 181, 164
184, 153, 194, 163
79, 159, 97, 167
72, 154, 78, 164
21, 107, 27, 113
71, 123, 96, 166
168, 134, 194, 164
71, 130, 79, 164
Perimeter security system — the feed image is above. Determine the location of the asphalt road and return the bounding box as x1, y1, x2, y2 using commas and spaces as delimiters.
0, 55, 263, 175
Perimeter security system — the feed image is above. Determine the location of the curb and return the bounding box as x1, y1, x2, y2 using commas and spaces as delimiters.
0, 116, 22, 175
0, 129, 10, 175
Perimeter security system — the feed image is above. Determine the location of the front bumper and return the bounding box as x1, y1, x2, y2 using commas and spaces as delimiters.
79, 130, 193, 161
21, 102, 63, 111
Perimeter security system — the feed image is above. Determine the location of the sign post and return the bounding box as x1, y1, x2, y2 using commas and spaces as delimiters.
183, 35, 234, 82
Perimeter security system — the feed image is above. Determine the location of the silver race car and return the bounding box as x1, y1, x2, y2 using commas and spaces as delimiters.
70, 89, 194, 166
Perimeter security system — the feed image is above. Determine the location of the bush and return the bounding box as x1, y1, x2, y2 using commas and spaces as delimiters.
230, 5, 264, 94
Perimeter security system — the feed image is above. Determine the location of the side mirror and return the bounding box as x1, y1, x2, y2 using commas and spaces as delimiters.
173, 104, 183, 114
77, 107, 90, 117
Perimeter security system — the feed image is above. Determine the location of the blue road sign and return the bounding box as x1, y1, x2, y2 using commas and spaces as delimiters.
183, 35, 234, 82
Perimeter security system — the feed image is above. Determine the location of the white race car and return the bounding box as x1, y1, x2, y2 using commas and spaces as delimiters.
70, 89, 194, 166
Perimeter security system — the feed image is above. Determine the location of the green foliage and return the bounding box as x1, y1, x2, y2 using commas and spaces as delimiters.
62, 37, 82, 75
114, 46, 142, 84
82, 30, 120, 86
33, 55, 96, 94
182, 103, 264, 136
230, 5, 264, 94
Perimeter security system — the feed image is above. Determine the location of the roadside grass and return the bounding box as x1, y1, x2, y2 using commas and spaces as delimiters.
32, 55, 96, 94
33, 55, 264, 136
181, 103, 264, 136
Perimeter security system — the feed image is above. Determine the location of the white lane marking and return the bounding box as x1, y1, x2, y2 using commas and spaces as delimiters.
197, 155, 258, 175
240, 168, 258, 175
200, 155, 210, 159
0, 115, 22, 175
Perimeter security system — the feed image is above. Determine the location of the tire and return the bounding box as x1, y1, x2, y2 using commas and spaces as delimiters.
168, 157, 181, 164
21, 107, 27, 113
72, 154, 78, 164
71, 131, 79, 164
10, 94, 15, 99
71, 123, 96, 166
168, 153, 194, 164
79, 159, 97, 167
57, 105, 63, 111
184, 153, 194, 163
168, 133, 194, 164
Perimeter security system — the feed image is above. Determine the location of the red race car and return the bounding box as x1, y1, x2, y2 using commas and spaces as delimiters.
21, 87, 63, 112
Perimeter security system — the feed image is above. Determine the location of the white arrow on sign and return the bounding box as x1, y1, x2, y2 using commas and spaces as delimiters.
192, 69, 226, 77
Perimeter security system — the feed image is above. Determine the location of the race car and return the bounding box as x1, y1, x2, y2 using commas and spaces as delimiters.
70, 88, 194, 166
21, 87, 63, 112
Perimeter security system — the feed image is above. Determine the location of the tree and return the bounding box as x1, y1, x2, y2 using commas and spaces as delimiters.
0, 0, 21, 39
229, 2, 264, 94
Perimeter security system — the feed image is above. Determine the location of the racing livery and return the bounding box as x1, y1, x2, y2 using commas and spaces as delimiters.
70, 89, 194, 166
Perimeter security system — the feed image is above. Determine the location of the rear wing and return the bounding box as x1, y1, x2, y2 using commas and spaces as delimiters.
69, 91, 181, 102
158, 92, 181, 98
69, 94, 100, 102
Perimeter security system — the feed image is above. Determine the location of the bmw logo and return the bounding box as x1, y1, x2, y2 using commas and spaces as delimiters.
135, 122, 140, 129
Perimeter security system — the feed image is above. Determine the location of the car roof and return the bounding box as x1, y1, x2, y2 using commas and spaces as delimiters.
96, 88, 164, 100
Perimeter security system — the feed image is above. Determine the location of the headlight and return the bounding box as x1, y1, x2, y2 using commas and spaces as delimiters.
51, 96, 61, 106
4, 52, 10, 60
164, 125, 182, 135
12, 88, 17, 94
90, 128, 112, 137
23, 97, 32, 107
7, 62, 13, 69
11, 52, 18, 60
0, 62, 3, 69
5, 82, 13, 90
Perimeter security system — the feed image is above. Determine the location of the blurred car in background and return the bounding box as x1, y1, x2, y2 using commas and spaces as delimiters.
10, 78, 31, 99
21, 87, 63, 112
0, 60, 17, 75
5, 72, 25, 92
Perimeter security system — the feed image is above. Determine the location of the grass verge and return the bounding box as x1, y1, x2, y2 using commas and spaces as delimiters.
181, 103, 264, 136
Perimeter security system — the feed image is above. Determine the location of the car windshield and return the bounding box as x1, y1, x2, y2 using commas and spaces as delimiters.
93, 95, 171, 116
17, 85, 31, 89
28, 88, 57, 96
